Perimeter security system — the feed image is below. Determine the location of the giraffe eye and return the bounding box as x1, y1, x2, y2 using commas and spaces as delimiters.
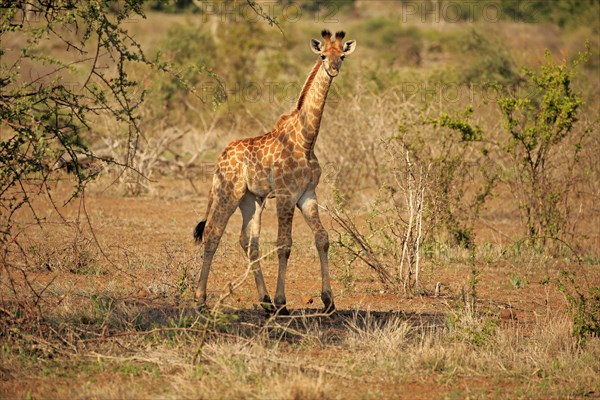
340, 55, 345, 61
321, 54, 326, 60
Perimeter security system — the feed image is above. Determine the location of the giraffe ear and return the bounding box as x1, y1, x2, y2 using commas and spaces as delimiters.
343, 40, 356, 55
310, 39, 322, 54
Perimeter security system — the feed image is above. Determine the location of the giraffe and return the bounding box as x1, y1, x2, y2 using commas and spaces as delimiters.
193, 29, 357, 315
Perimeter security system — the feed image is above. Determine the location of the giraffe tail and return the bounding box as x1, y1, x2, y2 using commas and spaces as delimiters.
193, 220, 206, 243
194, 186, 214, 243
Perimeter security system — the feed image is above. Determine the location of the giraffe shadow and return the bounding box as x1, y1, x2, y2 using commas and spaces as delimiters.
225, 307, 448, 344
111, 300, 447, 345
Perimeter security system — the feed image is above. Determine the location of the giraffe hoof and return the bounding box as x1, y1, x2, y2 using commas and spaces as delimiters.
322, 302, 335, 315
276, 306, 290, 316
321, 291, 335, 314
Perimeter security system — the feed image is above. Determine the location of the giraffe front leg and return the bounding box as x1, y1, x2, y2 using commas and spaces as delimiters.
274, 200, 295, 316
298, 191, 335, 314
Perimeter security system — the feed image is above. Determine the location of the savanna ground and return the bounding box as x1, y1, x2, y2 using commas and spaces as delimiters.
2, 1, 600, 399
4, 176, 599, 400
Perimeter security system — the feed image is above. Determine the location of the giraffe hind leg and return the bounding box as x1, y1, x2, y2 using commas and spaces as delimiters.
238, 192, 274, 314
297, 190, 335, 314
195, 198, 239, 308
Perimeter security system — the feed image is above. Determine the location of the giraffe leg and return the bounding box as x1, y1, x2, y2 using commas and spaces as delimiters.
274, 199, 295, 315
238, 192, 273, 312
195, 197, 239, 308
298, 190, 335, 313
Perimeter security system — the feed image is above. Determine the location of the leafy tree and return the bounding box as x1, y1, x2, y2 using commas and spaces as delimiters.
0, 1, 157, 244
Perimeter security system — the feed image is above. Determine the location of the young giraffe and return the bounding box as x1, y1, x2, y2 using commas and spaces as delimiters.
194, 29, 357, 315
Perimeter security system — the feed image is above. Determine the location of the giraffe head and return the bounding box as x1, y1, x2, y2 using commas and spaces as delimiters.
310, 29, 356, 78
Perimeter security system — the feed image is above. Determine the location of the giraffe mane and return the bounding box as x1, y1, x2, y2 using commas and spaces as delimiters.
296, 59, 322, 110
274, 111, 297, 131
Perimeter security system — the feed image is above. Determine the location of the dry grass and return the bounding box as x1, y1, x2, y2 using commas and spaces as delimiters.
2, 295, 598, 399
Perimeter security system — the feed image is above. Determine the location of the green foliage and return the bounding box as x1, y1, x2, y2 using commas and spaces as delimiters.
299, 0, 356, 14
150, 0, 198, 13
149, 9, 291, 127
447, 313, 498, 348
455, 29, 521, 87
497, 44, 591, 245
444, 265, 499, 348
214, 19, 268, 91
430, 105, 483, 142
361, 18, 423, 67
498, 0, 600, 28
509, 274, 529, 289
556, 271, 600, 346
427, 106, 496, 248
467, 267, 481, 304
89, 294, 114, 325
169, 308, 197, 329
152, 22, 221, 112
0, 1, 152, 243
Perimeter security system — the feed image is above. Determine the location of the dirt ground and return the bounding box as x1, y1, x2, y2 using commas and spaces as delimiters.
11, 177, 582, 317
1, 177, 599, 399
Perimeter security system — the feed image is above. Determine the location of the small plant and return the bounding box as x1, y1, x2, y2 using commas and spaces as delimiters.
445, 265, 499, 348
118, 362, 143, 377
556, 271, 600, 346
465, 267, 482, 314
446, 312, 498, 348
510, 275, 529, 289
90, 294, 114, 327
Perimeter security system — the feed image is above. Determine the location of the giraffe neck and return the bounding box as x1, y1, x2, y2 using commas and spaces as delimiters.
294, 60, 333, 150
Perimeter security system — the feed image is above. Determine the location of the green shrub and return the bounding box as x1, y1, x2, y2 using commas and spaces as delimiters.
428, 106, 496, 248
155, 23, 218, 108
455, 29, 521, 87
499, 0, 600, 28
497, 44, 591, 245
557, 271, 600, 346
361, 18, 424, 67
